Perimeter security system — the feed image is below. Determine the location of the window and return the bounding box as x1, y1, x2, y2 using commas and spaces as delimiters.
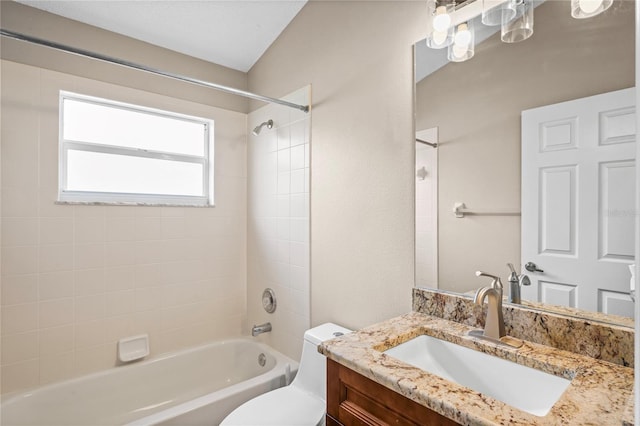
59, 92, 214, 206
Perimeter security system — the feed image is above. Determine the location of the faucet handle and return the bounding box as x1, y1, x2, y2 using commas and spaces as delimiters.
520, 274, 531, 287
507, 263, 517, 275
475, 271, 503, 290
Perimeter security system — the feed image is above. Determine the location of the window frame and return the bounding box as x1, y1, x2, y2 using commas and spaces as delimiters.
58, 91, 214, 206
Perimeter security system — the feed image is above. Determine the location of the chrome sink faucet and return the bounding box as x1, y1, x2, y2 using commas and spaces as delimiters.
474, 271, 506, 340
507, 263, 531, 304
475, 271, 503, 296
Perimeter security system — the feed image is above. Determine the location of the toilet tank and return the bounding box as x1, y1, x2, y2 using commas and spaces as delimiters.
292, 323, 351, 401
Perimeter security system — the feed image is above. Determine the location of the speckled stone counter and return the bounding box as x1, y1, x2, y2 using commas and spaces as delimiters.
413, 288, 634, 368
320, 312, 634, 425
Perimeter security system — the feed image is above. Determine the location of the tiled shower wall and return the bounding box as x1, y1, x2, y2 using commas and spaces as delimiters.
0, 60, 248, 394
247, 87, 311, 360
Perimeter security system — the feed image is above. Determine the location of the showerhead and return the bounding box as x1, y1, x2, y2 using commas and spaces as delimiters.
252, 119, 273, 136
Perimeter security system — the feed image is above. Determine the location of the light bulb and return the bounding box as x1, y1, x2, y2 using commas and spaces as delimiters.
454, 23, 471, 47
431, 29, 448, 46
433, 6, 452, 32
579, 0, 603, 13
452, 44, 468, 59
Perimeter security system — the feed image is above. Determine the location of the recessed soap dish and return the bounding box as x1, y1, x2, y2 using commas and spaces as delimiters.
118, 334, 150, 362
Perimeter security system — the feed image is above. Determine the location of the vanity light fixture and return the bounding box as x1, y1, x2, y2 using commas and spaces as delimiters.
426, 0, 454, 49
448, 21, 475, 62
425, 0, 615, 63
501, 0, 534, 43
482, 0, 516, 26
571, 0, 613, 19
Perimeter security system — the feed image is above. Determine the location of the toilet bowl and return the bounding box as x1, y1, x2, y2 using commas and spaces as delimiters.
220, 323, 351, 426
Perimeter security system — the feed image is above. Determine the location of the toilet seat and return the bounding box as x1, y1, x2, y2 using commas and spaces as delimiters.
220, 386, 325, 426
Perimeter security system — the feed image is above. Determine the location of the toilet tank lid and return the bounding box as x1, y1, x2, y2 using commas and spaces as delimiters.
304, 323, 352, 345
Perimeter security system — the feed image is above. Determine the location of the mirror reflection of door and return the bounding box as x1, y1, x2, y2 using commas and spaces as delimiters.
416, 128, 438, 288
521, 88, 636, 317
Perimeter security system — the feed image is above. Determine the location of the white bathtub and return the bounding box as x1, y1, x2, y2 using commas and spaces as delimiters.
1, 338, 298, 426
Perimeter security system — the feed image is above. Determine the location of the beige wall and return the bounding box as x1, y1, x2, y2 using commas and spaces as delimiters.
416, 2, 635, 294
249, 1, 427, 330
1, 1, 249, 113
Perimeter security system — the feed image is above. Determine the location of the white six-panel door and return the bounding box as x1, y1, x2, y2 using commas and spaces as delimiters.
521, 88, 636, 317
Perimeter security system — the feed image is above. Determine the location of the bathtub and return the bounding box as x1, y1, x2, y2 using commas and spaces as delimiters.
1, 338, 298, 426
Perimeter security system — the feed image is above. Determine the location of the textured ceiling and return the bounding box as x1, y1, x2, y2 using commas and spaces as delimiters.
14, 0, 308, 72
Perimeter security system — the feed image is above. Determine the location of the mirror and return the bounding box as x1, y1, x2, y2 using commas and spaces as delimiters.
414, 1, 635, 325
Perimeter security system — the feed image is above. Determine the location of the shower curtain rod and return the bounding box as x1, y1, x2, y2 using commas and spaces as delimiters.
416, 138, 438, 148
0, 29, 310, 113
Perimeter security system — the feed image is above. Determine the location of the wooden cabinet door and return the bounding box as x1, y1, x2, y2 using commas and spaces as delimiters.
326, 359, 459, 426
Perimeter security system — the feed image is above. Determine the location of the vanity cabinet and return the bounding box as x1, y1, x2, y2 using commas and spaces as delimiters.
326, 359, 459, 426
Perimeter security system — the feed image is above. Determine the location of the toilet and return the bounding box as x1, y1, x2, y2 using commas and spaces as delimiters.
220, 323, 351, 426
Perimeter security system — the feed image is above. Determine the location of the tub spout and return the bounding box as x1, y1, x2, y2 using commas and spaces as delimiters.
251, 322, 272, 337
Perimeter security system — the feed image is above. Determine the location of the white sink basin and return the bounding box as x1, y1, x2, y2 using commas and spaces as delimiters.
383, 335, 572, 417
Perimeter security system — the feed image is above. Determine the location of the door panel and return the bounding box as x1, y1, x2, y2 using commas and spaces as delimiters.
521, 88, 636, 317
539, 166, 576, 255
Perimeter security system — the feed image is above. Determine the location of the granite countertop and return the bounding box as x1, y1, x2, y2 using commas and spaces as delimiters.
319, 311, 634, 426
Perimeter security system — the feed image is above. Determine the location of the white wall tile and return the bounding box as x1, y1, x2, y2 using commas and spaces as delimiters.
2, 246, 38, 275
74, 320, 107, 349
276, 218, 290, 240
106, 242, 139, 266
290, 121, 306, 147
277, 125, 291, 150
277, 172, 291, 194
1, 332, 38, 365
289, 242, 308, 268
1, 359, 39, 394
105, 290, 135, 317
2, 274, 38, 305
39, 353, 75, 385
161, 217, 186, 240
290, 218, 309, 243
39, 325, 74, 356
75, 217, 106, 244
2, 303, 38, 335
75, 244, 106, 270
290, 145, 305, 170
104, 266, 135, 292
73, 344, 114, 376
106, 217, 137, 242
39, 244, 74, 273
74, 269, 106, 296
39, 298, 75, 329
290, 169, 305, 194
247, 95, 310, 360
39, 218, 74, 245
2, 218, 38, 246
39, 271, 74, 301
134, 287, 162, 312
1, 61, 247, 392
1, 186, 38, 218
277, 149, 290, 173
74, 295, 106, 323
134, 216, 162, 241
